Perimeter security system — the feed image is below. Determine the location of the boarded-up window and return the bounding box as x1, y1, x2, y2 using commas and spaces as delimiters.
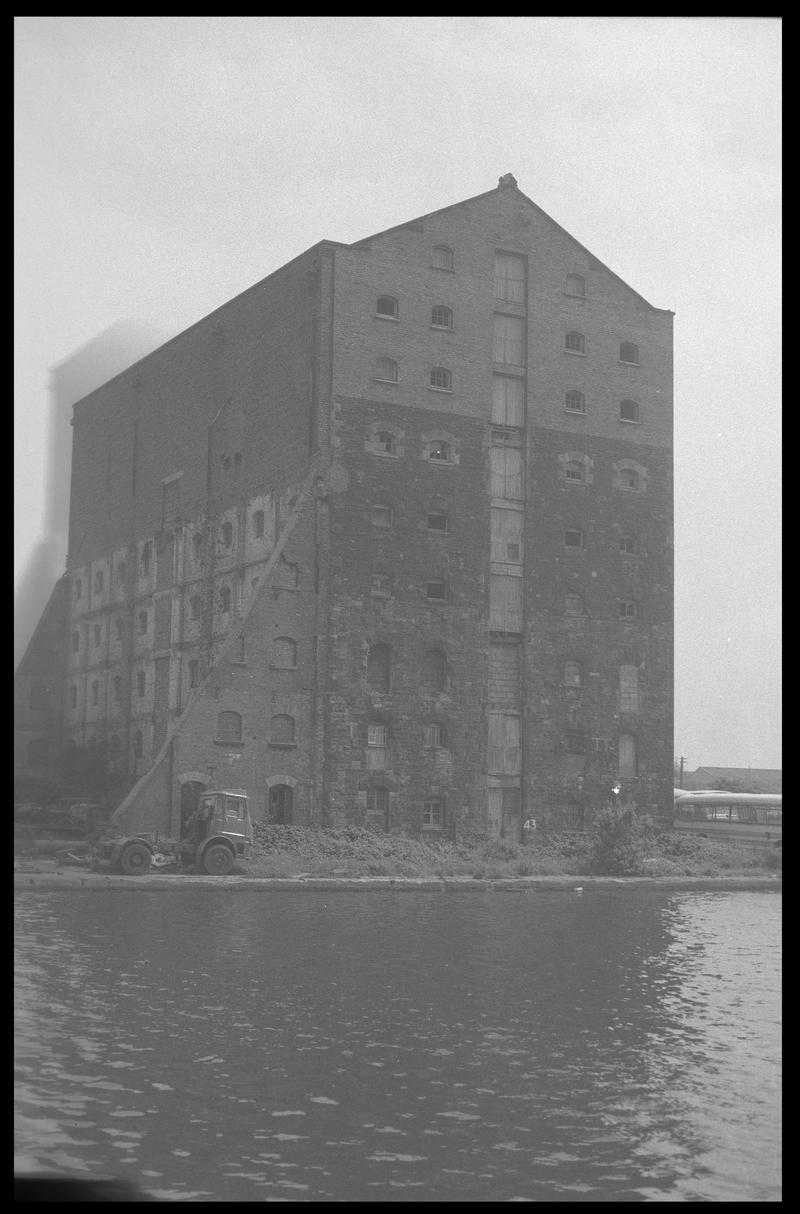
490, 575, 523, 632
618, 733, 637, 778
489, 712, 521, 774
375, 356, 398, 382
491, 507, 523, 563
488, 642, 520, 703
367, 643, 391, 691
494, 253, 526, 303
155, 597, 172, 649
272, 636, 297, 668
162, 477, 181, 525
217, 711, 242, 744
492, 376, 524, 427
493, 314, 524, 366
487, 787, 521, 837
271, 714, 295, 745
491, 446, 523, 499
423, 648, 446, 692
620, 664, 639, 712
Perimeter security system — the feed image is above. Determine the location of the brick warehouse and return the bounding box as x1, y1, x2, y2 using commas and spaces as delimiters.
37, 173, 673, 838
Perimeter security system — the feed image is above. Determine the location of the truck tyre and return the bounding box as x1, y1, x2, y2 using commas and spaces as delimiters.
118, 842, 152, 876
202, 844, 235, 875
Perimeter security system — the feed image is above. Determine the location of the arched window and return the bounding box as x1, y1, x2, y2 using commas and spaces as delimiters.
253, 510, 265, 538
426, 579, 447, 601
367, 643, 391, 692
427, 511, 448, 532
619, 399, 640, 423
565, 331, 586, 354
619, 468, 639, 491
271, 714, 296, 745
620, 341, 639, 365
271, 636, 297, 668
565, 593, 584, 616
217, 710, 243, 744
618, 733, 637, 778
423, 648, 446, 691
222, 521, 234, 548
565, 273, 586, 298
138, 610, 148, 634
565, 390, 585, 414
431, 245, 454, 270
375, 430, 396, 455
618, 599, 638, 620
427, 438, 451, 461
219, 585, 232, 613
564, 528, 585, 550
431, 305, 453, 329
133, 730, 144, 760
71, 630, 80, 652
376, 295, 398, 319
430, 367, 452, 391
375, 356, 398, 382
564, 460, 586, 484
564, 661, 582, 687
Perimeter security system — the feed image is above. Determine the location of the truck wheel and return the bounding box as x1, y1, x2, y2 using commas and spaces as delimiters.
202, 844, 235, 875
118, 843, 152, 875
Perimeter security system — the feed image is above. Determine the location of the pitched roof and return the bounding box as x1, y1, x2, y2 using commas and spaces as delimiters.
352, 173, 672, 315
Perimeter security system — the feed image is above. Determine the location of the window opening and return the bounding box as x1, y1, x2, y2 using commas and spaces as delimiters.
431, 305, 453, 329
376, 296, 399, 318
565, 390, 586, 413
565, 331, 585, 354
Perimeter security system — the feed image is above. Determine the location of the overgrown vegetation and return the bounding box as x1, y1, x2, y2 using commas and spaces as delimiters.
249, 819, 778, 880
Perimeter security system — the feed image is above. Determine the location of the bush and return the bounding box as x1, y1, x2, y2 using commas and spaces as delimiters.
587, 803, 654, 875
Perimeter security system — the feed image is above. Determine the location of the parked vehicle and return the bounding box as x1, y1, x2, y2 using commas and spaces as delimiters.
90, 789, 253, 876
672, 791, 781, 849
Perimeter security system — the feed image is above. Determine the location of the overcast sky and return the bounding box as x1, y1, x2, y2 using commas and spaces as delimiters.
14, 16, 781, 770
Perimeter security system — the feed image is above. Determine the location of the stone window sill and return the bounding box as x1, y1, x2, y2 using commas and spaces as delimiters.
214, 739, 244, 749
564, 349, 586, 357
375, 313, 399, 322
268, 741, 297, 749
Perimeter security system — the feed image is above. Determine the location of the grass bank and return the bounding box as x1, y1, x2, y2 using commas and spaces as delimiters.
249, 823, 782, 881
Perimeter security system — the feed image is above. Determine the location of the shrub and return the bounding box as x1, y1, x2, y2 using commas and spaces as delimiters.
588, 803, 654, 875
